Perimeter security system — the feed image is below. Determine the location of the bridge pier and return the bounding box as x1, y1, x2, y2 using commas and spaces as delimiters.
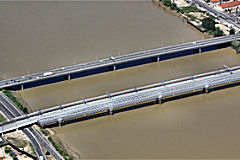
109, 65, 116, 71
199, 48, 202, 53
204, 84, 210, 94
68, 74, 71, 80
58, 118, 63, 126
157, 56, 160, 62
21, 84, 24, 90
157, 95, 163, 104
109, 107, 113, 115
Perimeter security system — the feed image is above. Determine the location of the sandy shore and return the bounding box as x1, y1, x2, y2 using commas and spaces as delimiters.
0, 130, 36, 160
3, 91, 80, 159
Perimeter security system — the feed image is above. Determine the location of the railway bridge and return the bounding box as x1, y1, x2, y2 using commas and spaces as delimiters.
0, 34, 240, 90
1, 65, 240, 134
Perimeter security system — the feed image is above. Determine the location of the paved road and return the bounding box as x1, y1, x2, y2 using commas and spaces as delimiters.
0, 98, 45, 159
192, 0, 240, 28
0, 34, 240, 90
0, 92, 64, 160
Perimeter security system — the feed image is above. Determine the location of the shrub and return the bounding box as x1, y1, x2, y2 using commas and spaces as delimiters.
163, 0, 171, 7
202, 17, 215, 31
4, 146, 11, 153
40, 128, 50, 136
230, 28, 235, 35
231, 40, 240, 53
213, 27, 224, 37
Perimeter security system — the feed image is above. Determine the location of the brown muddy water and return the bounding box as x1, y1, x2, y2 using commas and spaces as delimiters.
1, 1, 240, 159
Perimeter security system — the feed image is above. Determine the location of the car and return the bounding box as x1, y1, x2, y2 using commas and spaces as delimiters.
109, 56, 115, 61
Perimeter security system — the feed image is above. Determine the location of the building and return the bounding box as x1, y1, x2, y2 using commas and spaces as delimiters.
216, 0, 240, 11
211, 0, 230, 7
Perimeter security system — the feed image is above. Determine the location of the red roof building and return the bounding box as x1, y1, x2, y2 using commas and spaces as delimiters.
218, 0, 240, 9
211, 0, 220, 3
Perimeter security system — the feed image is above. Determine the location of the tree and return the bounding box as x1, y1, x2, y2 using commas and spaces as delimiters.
4, 147, 11, 154
22, 107, 28, 113
229, 28, 235, 35
213, 27, 224, 37
163, 0, 171, 7
202, 17, 216, 31
170, 3, 177, 10
231, 40, 240, 53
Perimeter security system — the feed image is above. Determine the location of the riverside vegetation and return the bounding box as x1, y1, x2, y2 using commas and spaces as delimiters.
160, 0, 234, 36
1, 89, 28, 113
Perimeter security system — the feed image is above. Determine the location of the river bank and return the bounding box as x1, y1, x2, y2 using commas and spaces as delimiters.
154, 0, 232, 36
4, 0, 240, 159
5, 91, 80, 160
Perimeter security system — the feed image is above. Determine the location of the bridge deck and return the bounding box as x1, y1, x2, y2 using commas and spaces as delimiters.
0, 34, 240, 90
1, 66, 240, 133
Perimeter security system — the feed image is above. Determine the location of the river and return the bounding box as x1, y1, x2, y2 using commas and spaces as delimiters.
1, 1, 240, 159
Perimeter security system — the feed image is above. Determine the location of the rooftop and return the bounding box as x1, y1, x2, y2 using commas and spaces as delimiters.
211, 0, 220, 3
218, 0, 240, 9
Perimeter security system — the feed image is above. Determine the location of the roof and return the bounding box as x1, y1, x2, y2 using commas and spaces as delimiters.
211, 0, 220, 3
212, 0, 230, 3
218, 0, 240, 9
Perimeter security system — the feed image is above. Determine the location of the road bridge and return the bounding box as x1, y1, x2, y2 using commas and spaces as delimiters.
1, 65, 240, 132
0, 95, 46, 160
0, 34, 240, 90
0, 92, 64, 160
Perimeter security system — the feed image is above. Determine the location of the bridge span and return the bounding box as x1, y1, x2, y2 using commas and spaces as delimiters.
1, 65, 240, 133
0, 92, 64, 160
0, 34, 240, 90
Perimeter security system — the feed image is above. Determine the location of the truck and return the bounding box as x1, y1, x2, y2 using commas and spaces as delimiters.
43, 71, 55, 77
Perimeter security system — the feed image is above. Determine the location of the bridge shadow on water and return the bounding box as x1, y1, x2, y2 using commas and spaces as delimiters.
44, 81, 240, 128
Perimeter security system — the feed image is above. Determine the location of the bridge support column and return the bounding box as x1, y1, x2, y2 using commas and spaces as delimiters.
157, 95, 163, 104
68, 74, 71, 80
113, 65, 116, 71
109, 107, 113, 115
157, 56, 160, 62
21, 84, 24, 90
199, 48, 202, 53
204, 84, 210, 94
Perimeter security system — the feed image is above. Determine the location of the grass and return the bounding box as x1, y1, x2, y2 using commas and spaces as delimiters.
181, 6, 204, 13
0, 113, 6, 123
1, 89, 28, 113
29, 142, 36, 156
187, 14, 197, 21
40, 128, 50, 136
48, 137, 73, 160
7, 137, 27, 149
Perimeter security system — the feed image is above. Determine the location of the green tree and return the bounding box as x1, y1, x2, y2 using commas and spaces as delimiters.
163, 0, 171, 6
213, 27, 224, 37
229, 28, 235, 35
202, 17, 216, 31
231, 40, 240, 53
22, 107, 28, 113
170, 3, 177, 10
4, 147, 11, 154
